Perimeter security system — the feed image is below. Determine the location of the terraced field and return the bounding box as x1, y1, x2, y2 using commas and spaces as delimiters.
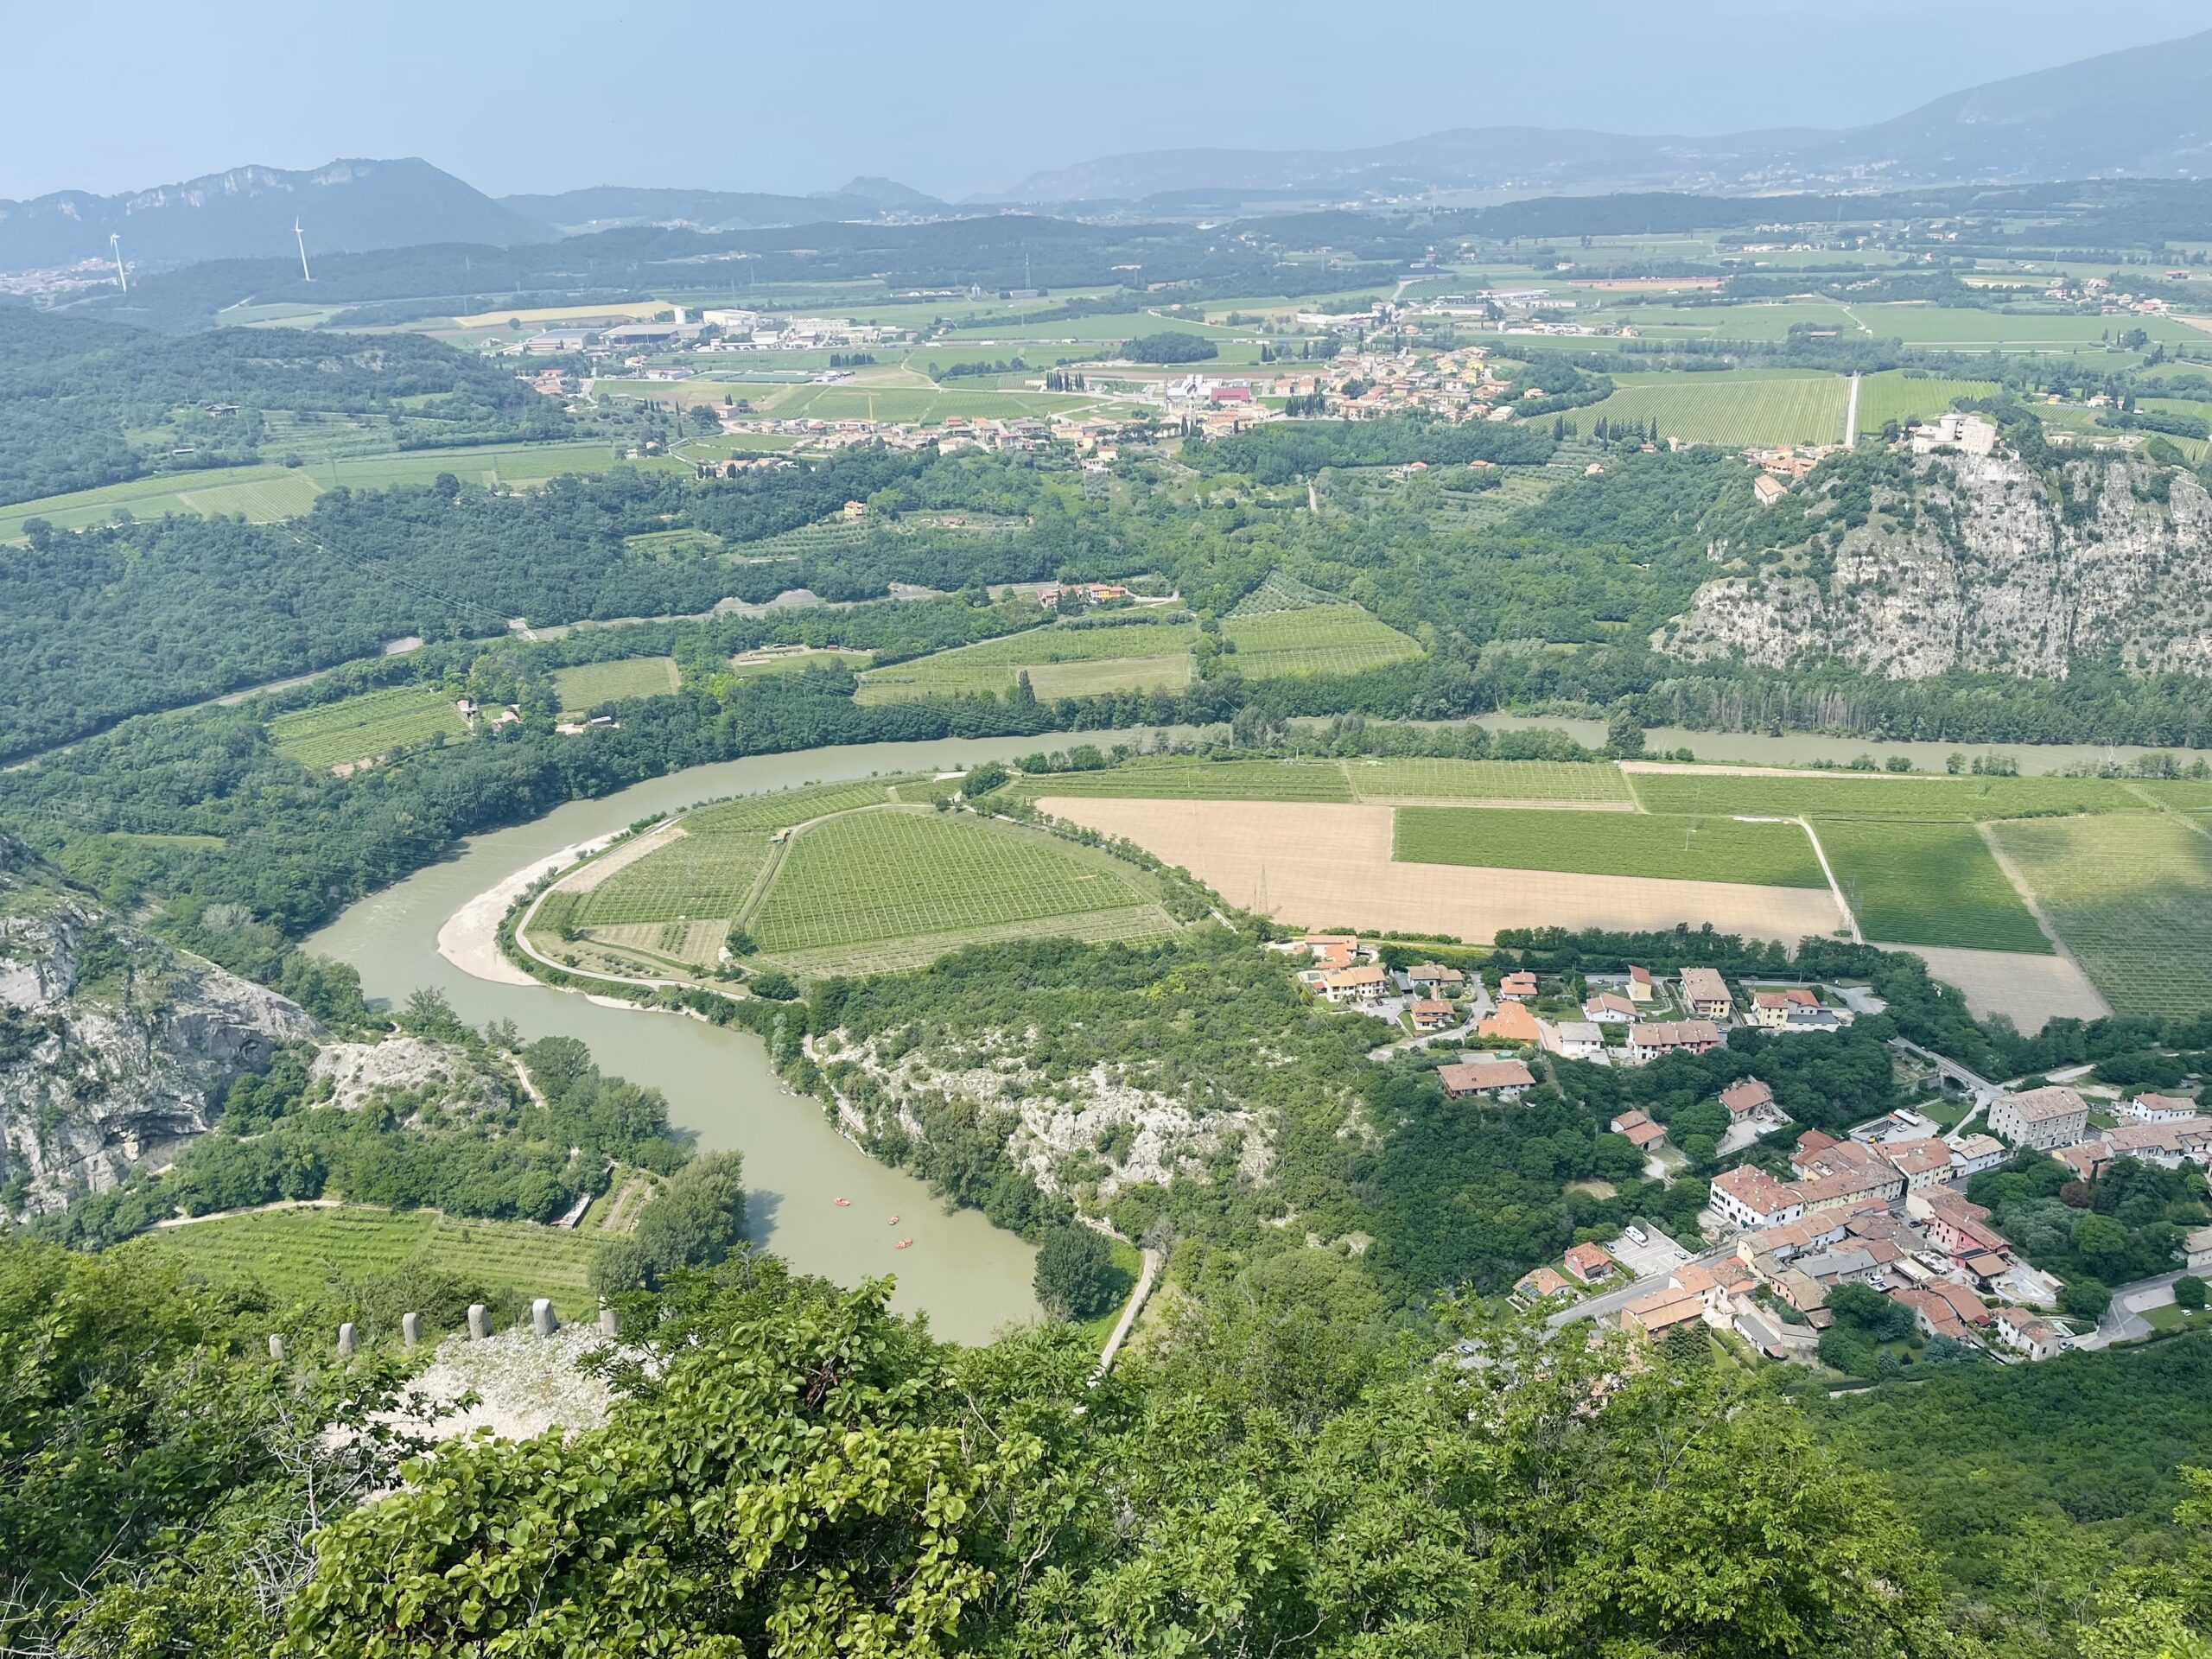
1812, 819, 2050, 953
127, 1205, 604, 1318
1220, 604, 1424, 678
1989, 815, 2212, 1019
553, 656, 681, 710
855, 618, 1196, 704
748, 810, 1172, 968
268, 685, 467, 770
1395, 806, 1827, 887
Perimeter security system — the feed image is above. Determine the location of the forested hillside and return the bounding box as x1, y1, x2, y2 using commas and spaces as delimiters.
0, 308, 565, 504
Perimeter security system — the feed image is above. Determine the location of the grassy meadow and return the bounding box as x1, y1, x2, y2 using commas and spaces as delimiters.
553, 656, 682, 710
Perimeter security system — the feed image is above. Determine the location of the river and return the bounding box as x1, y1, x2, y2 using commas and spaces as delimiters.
305, 730, 1154, 1344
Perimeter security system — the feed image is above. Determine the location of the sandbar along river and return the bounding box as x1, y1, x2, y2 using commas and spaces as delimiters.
307, 730, 1150, 1344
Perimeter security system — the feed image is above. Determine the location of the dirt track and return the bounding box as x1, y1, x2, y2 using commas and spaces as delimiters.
1041, 798, 1848, 945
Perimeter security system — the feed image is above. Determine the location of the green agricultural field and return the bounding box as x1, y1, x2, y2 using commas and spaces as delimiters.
1342, 757, 1635, 803
1221, 605, 1424, 679
1853, 372, 2000, 435
553, 656, 681, 710
1013, 759, 1357, 804
746, 809, 1174, 969
1395, 806, 1827, 887
951, 310, 1240, 344
1811, 819, 2050, 953
623, 527, 722, 556
1990, 815, 2212, 1019
268, 685, 467, 771
302, 441, 678, 492
1625, 770, 2145, 822
572, 779, 913, 928
0, 464, 322, 541
855, 618, 1197, 704
127, 1205, 603, 1319
759, 384, 1103, 425
1573, 372, 1850, 448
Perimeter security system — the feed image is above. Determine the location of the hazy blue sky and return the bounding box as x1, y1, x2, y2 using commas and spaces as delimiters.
10, 1, 2209, 201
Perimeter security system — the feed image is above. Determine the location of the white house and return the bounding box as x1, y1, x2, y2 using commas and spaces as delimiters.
1987, 1085, 2089, 1151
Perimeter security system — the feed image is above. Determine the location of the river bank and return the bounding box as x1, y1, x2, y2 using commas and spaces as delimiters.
308, 729, 1173, 1343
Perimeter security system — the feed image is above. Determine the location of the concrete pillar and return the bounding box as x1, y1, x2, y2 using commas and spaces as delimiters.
531, 1298, 556, 1337
268, 1333, 284, 1362
401, 1312, 422, 1349
598, 1302, 620, 1339
337, 1322, 358, 1358
467, 1303, 490, 1340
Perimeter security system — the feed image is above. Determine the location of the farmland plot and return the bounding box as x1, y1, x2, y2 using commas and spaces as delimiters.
268, 685, 467, 770
1811, 819, 2050, 953
1395, 806, 1827, 887
1221, 605, 1423, 679
553, 656, 681, 710
1990, 815, 2212, 1019
1626, 770, 2143, 823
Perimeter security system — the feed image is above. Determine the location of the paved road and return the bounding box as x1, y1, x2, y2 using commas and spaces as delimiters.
2078, 1268, 2189, 1349
1545, 1243, 1735, 1331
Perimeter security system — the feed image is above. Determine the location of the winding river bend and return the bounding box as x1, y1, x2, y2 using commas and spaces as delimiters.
307, 731, 1146, 1343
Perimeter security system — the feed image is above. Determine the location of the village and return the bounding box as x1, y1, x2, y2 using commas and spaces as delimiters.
1281, 932, 2212, 1370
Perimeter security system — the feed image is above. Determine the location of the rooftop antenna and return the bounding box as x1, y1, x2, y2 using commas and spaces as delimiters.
294, 219, 313, 283
109, 232, 127, 292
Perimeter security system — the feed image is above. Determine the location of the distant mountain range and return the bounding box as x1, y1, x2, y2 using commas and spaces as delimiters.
498, 176, 949, 235
0, 158, 555, 272
1001, 27, 2212, 202
7, 29, 2211, 278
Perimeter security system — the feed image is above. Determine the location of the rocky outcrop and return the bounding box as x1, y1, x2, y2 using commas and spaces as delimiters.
0, 838, 319, 1213
1656, 453, 2212, 679
812, 1028, 1274, 1203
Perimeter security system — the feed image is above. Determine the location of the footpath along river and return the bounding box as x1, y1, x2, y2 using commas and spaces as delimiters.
306, 730, 1158, 1343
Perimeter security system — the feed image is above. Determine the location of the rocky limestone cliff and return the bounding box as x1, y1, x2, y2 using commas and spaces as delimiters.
0, 838, 319, 1213
1656, 452, 2212, 679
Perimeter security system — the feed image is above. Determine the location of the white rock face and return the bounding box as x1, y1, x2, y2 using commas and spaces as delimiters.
309, 1037, 474, 1112
816, 1028, 1274, 1201
1657, 454, 2212, 679
0, 840, 321, 1212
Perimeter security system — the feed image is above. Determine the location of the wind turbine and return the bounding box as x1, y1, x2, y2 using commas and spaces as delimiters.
294, 219, 313, 282
108, 232, 127, 292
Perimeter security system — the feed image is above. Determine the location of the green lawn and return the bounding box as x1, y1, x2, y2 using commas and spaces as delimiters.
1626, 771, 2145, 822
748, 809, 1170, 961
855, 618, 1196, 704
1990, 814, 2212, 1019
553, 656, 681, 710
1812, 819, 2051, 953
267, 685, 468, 771
126, 1205, 604, 1319
1395, 806, 1827, 887
1221, 605, 1424, 679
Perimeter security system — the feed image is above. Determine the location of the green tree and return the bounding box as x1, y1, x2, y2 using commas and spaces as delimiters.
1033, 1223, 1123, 1319
2177, 1276, 2209, 1313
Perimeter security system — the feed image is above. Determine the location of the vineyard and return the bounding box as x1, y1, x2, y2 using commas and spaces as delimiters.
1220, 604, 1424, 679
1625, 770, 2146, 823
127, 1205, 604, 1317
553, 656, 681, 710
1395, 806, 1828, 887
747, 809, 1173, 963
1812, 819, 2051, 953
1015, 758, 1358, 804
1992, 815, 2212, 1019
855, 616, 1196, 704
268, 685, 467, 771
1342, 757, 1633, 804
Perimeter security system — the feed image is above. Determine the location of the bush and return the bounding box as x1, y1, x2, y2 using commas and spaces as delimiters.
2176, 1275, 2208, 1312
750, 969, 799, 1001
2060, 1277, 2112, 1321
